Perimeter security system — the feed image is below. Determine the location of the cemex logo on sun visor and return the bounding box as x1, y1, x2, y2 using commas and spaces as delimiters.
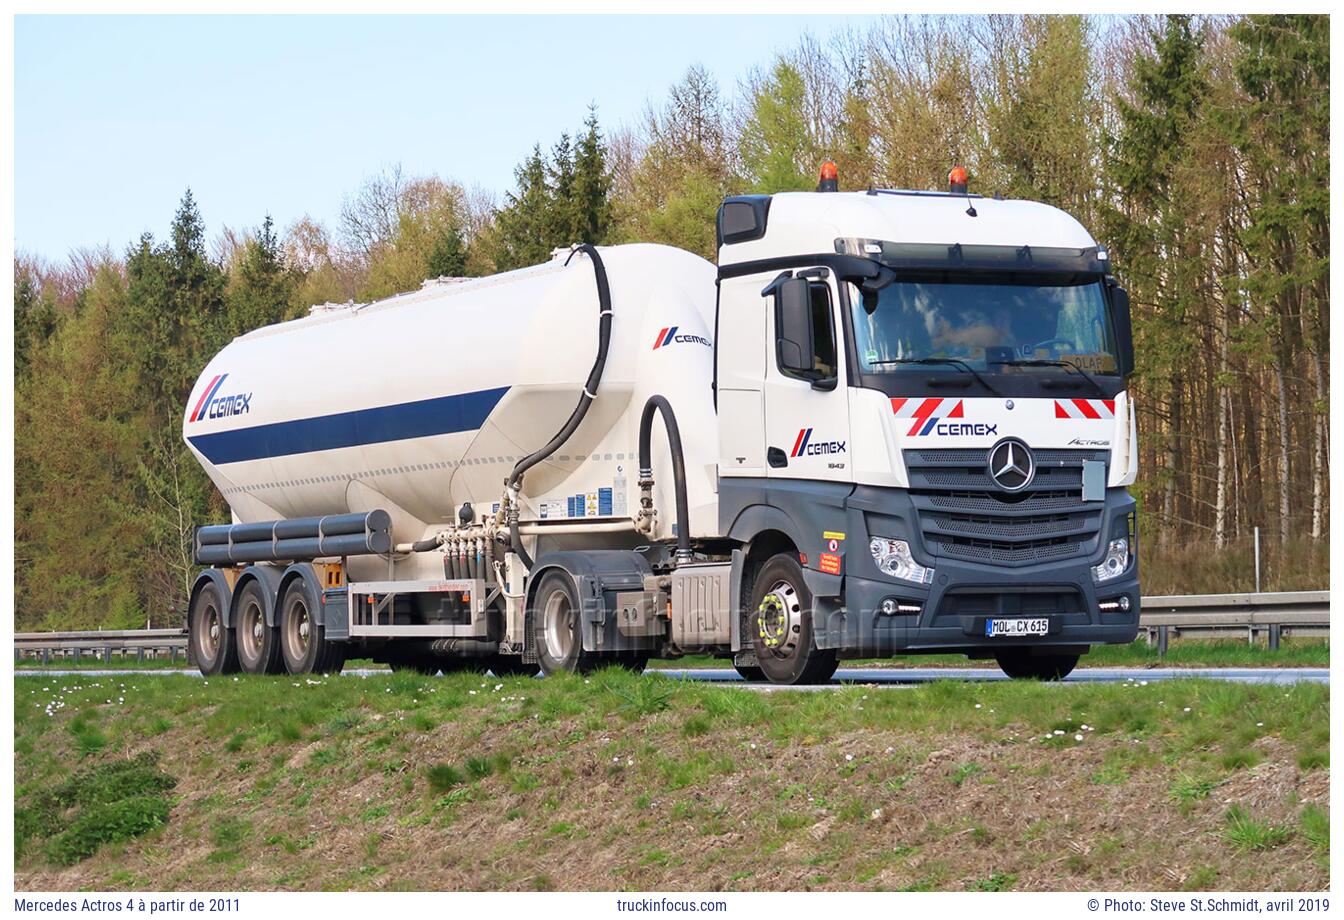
652, 326, 711, 349
791, 428, 846, 458
189, 374, 251, 423
891, 397, 997, 437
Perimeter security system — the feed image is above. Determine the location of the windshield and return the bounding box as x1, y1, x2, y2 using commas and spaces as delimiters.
851, 275, 1119, 376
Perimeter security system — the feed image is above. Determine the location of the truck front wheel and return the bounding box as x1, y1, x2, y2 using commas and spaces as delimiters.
994, 650, 1080, 681
749, 554, 837, 685
279, 579, 345, 675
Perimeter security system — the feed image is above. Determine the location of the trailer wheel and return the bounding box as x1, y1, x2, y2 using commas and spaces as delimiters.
190, 580, 239, 676
235, 581, 284, 675
279, 578, 345, 675
533, 571, 597, 676
749, 554, 837, 685
994, 650, 1080, 681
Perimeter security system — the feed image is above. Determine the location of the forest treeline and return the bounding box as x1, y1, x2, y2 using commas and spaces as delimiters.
14, 14, 1328, 628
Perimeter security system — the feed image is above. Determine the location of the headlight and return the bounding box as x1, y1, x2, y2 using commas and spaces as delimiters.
1091, 537, 1130, 583
869, 537, 934, 584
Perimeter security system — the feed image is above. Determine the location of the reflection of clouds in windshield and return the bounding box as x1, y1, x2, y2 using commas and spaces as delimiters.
853, 280, 1115, 372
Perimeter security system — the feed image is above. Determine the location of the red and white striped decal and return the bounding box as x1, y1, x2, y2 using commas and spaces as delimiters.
1054, 398, 1116, 420
890, 397, 964, 436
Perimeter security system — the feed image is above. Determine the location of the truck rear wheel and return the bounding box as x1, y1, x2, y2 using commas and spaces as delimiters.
235, 580, 284, 675
749, 554, 837, 685
190, 581, 239, 676
532, 571, 597, 676
279, 578, 345, 675
994, 650, 1080, 681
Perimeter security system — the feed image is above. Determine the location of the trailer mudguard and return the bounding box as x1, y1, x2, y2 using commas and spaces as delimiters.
278, 563, 327, 628
190, 568, 235, 630
230, 563, 284, 629
525, 550, 656, 656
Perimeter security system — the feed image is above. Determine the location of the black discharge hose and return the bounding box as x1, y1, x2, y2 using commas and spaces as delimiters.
507, 243, 613, 569
638, 395, 693, 563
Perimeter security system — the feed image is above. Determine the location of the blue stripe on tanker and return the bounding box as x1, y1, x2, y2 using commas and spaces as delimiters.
186, 386, 510, 465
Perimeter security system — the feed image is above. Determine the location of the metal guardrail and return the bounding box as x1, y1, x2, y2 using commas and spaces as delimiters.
1140, 591, 1329, 655
14, 628, 188, 665
11, 592, 1329, 665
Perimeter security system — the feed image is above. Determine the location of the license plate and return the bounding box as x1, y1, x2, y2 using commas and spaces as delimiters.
985, 618, 1050, 637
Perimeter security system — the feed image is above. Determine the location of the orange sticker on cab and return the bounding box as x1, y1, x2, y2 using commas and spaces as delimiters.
819, 552, 843, 575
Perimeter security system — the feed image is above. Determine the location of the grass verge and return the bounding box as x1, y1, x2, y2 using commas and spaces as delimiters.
14, 669, 1327, 891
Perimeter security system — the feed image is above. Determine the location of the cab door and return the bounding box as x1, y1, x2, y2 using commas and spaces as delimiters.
762, 269, 852, 483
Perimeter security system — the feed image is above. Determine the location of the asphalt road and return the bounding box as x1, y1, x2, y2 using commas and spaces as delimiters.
13, 666, 1329, 685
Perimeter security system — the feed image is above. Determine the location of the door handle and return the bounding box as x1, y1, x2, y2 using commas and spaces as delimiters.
767, 447, 788, 468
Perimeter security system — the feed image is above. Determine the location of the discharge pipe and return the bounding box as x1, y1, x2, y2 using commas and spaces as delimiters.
638, 394, 693, 563
505, 243, 613, 569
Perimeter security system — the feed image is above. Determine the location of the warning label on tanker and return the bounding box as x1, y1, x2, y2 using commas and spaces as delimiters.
540, 500, 566, 520
819, 553, 843, 575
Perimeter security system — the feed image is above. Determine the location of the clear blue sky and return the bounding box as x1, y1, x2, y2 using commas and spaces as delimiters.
15, 14, 881, 259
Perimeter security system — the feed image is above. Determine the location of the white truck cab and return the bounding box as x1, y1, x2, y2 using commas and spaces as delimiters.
711, 171, 1139, 681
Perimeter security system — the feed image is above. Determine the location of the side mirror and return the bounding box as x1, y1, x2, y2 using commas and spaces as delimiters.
1108, 284, 1135, 377
775, 277, 815, 376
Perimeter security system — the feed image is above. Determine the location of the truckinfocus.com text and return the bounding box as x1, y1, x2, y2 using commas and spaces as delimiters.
615, 899, 729, 912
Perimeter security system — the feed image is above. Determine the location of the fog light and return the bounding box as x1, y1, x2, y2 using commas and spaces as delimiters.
880, 597, 922, 616
1091, 538, 1130, 583
869, 537, 934, 584
1099, 596, 1132, 613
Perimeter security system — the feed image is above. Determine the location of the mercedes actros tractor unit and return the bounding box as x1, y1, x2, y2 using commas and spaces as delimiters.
184, 163, 1140, 684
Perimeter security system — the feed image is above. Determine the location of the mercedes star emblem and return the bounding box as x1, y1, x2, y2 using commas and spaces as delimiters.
988, 438, 1035, 492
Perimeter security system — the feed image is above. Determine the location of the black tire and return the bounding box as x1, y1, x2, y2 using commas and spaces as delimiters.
279, 578, 346, 675
532, 571, 598, 676
234, 580, 284, 675
995, 650, 1080, 681
190, 580, 239, 676
734, 664, 766, 682
749, 554, 837, 685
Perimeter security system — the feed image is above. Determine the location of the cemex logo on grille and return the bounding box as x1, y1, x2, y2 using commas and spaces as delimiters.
189, 373, 251, 423
791, 428, 846, 458
889, 397, 994, 437
1054, 398, 1116, 420
652, 326, 711, 349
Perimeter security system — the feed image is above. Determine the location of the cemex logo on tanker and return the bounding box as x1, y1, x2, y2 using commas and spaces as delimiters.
189, 373, 251, 422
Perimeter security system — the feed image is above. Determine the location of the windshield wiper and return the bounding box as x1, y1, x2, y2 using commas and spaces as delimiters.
996, 358, 1107, 396
870, 357, 1000, 395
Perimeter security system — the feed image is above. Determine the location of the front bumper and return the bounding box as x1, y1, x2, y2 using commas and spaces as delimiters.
810, 485, 1140, 656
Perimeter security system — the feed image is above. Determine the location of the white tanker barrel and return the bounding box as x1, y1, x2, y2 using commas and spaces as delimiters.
182, 244, 720, 558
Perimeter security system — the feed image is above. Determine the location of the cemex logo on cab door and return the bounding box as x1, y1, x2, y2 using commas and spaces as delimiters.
791, 428, 846, 458
652, 326, 711, 349
189, 373, 251, 422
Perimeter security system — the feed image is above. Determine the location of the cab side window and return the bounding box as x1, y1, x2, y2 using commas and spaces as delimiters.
777, 280, 837, 382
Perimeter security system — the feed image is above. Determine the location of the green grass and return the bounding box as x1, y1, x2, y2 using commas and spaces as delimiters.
1223, 805, 1294, 851
13, 667, 1329, 891
648, 639, 1329, 671
16, 751, 177, 864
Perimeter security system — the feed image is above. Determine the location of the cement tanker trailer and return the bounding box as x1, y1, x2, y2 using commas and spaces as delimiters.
186, 163, 1143, 683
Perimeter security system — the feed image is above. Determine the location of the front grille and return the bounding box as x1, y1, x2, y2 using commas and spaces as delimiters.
904, 448, 1107, 567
